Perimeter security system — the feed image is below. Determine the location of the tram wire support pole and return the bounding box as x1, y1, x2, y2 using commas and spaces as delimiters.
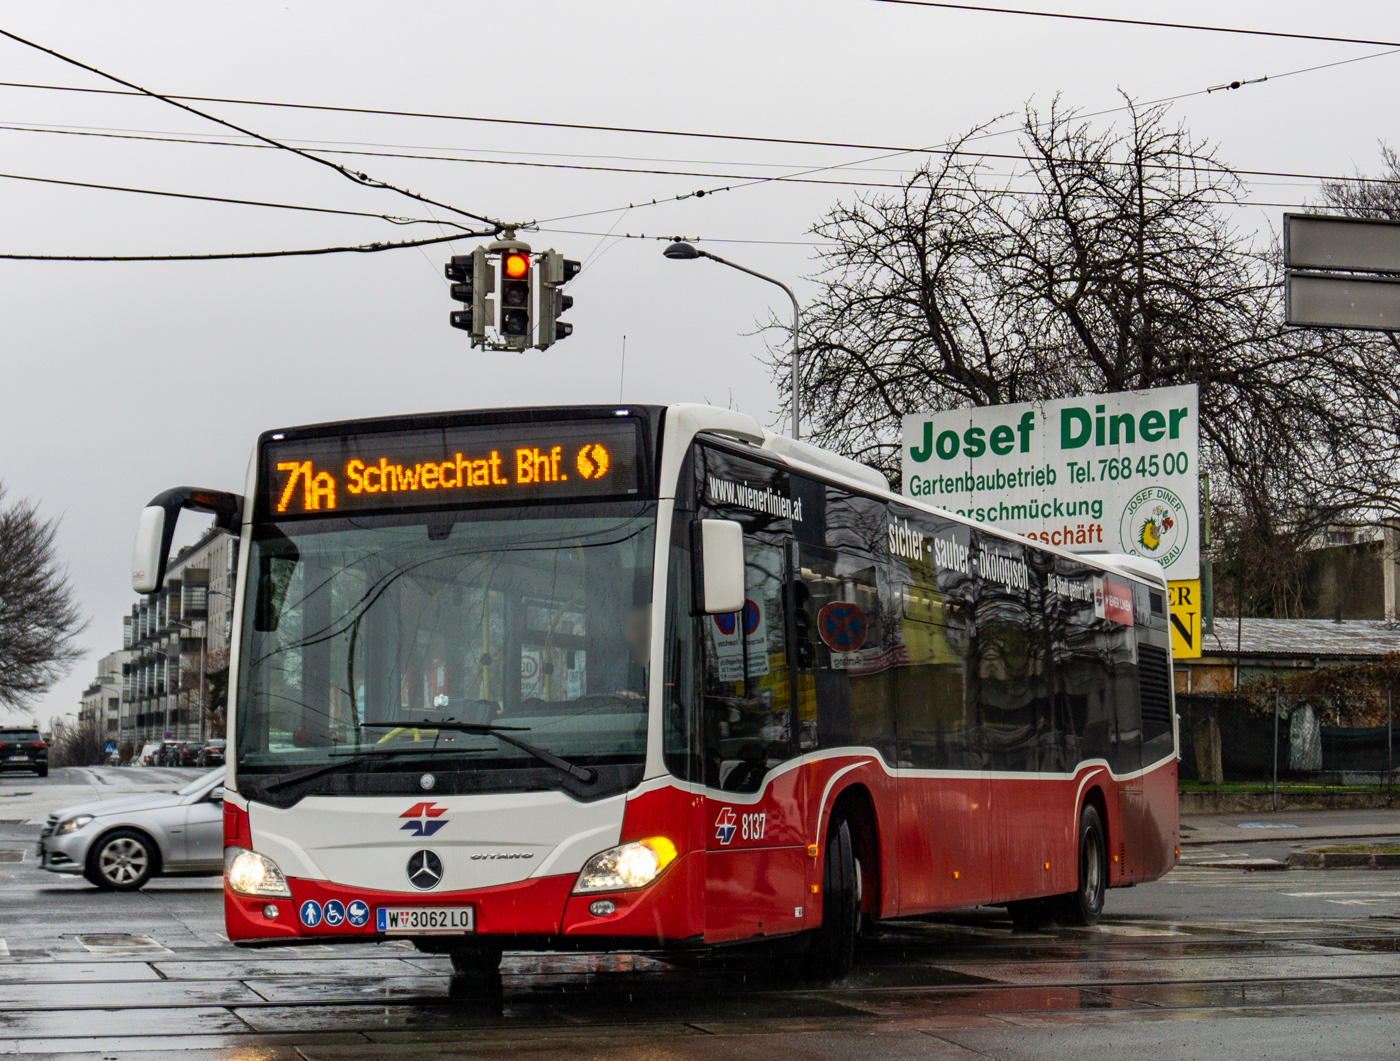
663, 241, 801, 440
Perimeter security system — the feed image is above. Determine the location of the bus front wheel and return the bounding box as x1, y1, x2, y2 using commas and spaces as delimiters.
804, 814, 859, 979
1054, 804, 1106, 926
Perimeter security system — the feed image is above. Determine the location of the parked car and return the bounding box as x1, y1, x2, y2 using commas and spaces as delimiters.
0, 727, 48, 777
178, 742, 206, 767
37, 768, 224, 889
135, 742, 162, 766
196, 739, 226, 767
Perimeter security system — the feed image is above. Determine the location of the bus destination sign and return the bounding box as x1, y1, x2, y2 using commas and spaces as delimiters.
261, 419, 642, 516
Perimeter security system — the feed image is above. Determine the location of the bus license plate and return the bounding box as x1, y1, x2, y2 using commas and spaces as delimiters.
376, 906, 475, 934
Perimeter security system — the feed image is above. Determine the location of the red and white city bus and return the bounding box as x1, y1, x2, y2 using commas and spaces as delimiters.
131, 403, 1177, 978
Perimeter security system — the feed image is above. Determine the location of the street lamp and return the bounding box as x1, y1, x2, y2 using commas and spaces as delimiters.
663, 241, 803, 441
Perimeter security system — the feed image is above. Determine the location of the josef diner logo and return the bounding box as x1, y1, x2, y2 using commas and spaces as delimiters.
1118, 487, 1189, 567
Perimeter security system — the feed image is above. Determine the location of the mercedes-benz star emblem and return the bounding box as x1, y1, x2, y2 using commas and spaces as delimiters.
406, 849, 443, 890
419, 773, 436, 791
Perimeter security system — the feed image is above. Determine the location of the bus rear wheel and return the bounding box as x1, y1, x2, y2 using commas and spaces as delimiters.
804, 814, 859, 979
1054, 804, 1106, 926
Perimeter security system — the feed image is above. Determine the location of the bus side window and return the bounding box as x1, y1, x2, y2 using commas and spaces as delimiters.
700, 539, 794, 792
791, 542, 890, 758
966, 536, 1040, 773
663, 522, 699, 781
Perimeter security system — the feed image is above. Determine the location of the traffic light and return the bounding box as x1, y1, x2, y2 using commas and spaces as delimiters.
538, 250, 582, 349
499, 251, 532, 345
445, 247, 491, 339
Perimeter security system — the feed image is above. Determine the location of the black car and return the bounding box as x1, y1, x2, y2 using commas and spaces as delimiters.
195, 739, 226, 767
179, 742, 206, 767
0, 727, 48, 777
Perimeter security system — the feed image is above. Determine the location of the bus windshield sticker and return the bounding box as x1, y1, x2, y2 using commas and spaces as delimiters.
261, 418, 642, 516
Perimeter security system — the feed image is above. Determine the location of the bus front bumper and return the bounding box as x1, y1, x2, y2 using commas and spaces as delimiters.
225, 851, 702, 948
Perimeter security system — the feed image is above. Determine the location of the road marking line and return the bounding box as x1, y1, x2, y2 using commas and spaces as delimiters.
0, 939, 8, 957
75, 934, 173, 955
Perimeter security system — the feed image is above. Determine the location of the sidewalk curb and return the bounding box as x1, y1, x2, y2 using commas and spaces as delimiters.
1181, 829, 1400, 847
1179, 791, 1400, 814
1287, 851, 1400, 870
1190, 859, 1290, 871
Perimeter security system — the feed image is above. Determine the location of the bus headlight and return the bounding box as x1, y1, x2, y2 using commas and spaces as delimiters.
225, 847, 292, 898
574, 836, 678, 892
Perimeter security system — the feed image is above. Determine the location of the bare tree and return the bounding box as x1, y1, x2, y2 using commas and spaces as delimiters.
1320, 141, 1400, 221
49, 714, 106, 768
179, 646, 230, 735
0, 483, 86, 711
777, 99, 1400, 616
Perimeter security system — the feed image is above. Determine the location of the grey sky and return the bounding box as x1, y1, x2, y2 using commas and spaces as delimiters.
2, 0, 1396, 725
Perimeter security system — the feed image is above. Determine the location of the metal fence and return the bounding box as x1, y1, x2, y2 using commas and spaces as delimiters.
1177, 692, 1399, 786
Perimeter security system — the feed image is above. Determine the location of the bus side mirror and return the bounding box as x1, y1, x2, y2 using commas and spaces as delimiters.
132, 487, 244, 594
694, 519, 745, 615
131, 504, 172, 594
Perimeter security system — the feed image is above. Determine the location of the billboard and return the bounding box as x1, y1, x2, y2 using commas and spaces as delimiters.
901, 384, 1199, 581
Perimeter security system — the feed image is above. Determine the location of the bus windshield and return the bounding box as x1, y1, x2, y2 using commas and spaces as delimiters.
235, 502, 656, 802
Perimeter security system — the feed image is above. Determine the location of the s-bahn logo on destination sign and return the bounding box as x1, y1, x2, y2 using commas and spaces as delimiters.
400, 802, 449, 837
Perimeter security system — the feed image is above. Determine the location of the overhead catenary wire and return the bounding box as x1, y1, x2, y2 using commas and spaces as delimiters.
530, 52, 1400, 226
0, 170, 469, 226
1, 121, 1392, 201
0, 229, 493, 263
0, 39, 1391, 239
2, 41, 1396, 165
0, 27, 504, 230
0, 26, 1390, 259
862, 1, 1400, 49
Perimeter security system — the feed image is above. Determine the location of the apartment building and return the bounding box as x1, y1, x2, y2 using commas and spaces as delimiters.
118, 523, 239, 747
78, 649, 129, 741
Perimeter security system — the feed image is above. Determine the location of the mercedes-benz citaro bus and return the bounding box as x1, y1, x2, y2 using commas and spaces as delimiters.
130, 404, 1178, 981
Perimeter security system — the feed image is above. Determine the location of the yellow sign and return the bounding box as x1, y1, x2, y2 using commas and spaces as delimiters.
1168, 579, 1202, 660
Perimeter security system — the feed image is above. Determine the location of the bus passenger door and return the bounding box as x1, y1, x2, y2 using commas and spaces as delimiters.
701, 539, 809, 944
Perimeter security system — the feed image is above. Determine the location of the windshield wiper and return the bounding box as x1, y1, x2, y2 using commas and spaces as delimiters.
261, 746, 465, 792
361, 719, 597, 783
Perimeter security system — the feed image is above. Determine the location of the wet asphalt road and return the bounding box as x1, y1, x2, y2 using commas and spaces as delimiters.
2, 769, 1399, 1060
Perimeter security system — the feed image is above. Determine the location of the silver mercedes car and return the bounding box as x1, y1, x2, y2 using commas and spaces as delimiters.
37, 769, 225, 890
